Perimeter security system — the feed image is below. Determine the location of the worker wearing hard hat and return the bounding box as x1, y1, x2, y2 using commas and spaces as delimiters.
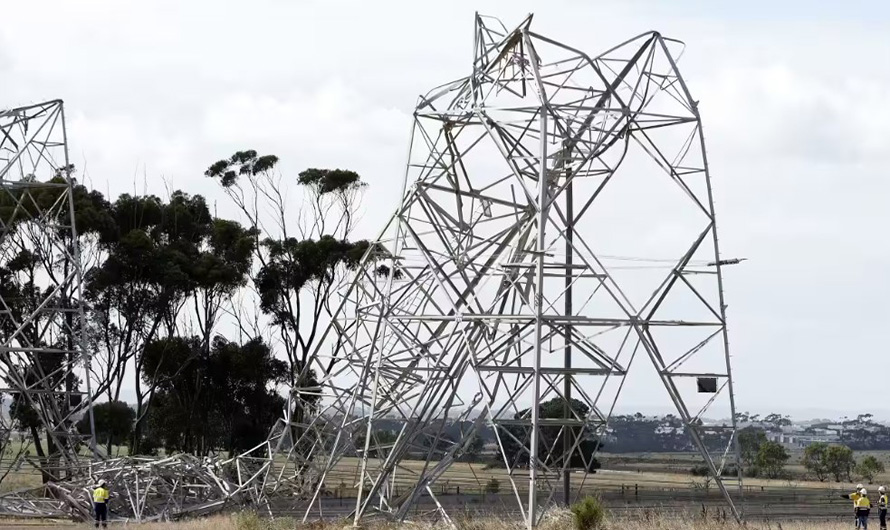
844, 485, 867, 528
879, 486, 888, 530
847, 484, 867, 503
856, 488, 872, 530
92, 479, 109, 529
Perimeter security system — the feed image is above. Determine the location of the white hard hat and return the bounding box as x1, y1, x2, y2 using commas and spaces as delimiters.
861, 488, 868, 495
858, 484, 865, 489
98, 479, 106, 487
879, 486, 886, 493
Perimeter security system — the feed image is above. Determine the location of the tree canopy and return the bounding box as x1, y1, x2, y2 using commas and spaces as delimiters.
1, 154, 379, 474
499, 397, 602, 473
144, 335, 287, 456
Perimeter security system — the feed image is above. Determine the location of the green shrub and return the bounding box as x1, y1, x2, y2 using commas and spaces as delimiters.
690, 464, 709, 476
485, 477, 500, 494
689, 464, 741, 477
571, 496, 606, 530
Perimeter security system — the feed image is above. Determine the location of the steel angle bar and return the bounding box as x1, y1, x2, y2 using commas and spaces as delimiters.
690, 378, 730, 422
628, 128, 710, 216
663, 328, 724, 373
640, 223, 714, 319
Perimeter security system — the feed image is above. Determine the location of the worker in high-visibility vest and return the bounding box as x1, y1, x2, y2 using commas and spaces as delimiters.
856, 489, 872, 530
878, 486, 887, 530
92, 479, 109, 529
843, 484, 867, 528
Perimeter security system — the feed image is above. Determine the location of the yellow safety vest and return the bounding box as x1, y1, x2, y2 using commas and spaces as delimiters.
856, 496, 871, 509
880, 494, 888, 509
92, 487, 109, 503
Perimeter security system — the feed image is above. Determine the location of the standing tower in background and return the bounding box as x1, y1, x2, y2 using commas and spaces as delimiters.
0, 100, 96, 490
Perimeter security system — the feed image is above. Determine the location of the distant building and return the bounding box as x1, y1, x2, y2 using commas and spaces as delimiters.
766, 427, 840, 448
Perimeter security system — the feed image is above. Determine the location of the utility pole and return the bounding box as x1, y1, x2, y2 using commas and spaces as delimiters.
563, 141, 573, 506
528, 94, 548, 530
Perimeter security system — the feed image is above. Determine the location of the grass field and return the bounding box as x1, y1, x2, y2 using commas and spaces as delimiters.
263, 450, 890, 498
0, 448, 882, 524
0, 511, 870, 530
4, 448, 888, 495
601, 449, 890, 482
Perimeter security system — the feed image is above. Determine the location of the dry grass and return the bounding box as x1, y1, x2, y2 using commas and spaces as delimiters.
4, 448, 887, 496
267, 455, 872, 497
5, 510, 847, 530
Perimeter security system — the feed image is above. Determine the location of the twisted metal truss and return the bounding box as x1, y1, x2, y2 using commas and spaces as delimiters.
0, 100, 97, 481
0, 453, 274, 522
288, 13, 743, 528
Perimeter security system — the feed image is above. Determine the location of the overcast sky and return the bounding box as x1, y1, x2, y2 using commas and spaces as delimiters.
3, 0, 889, 419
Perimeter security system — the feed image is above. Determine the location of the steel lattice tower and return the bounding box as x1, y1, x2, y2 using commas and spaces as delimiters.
291, 14, 743, 528
0, 100, 96, 482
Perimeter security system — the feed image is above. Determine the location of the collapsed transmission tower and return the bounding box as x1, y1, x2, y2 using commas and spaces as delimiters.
293, 13, 743, 528
0, 15, 743, 527
0, 101, 96, 482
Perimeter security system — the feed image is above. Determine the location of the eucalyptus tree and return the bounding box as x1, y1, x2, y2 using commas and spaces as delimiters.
206, 153, 375, 392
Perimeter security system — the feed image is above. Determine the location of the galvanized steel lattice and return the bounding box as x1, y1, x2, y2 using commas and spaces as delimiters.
291, 13, 743, 528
